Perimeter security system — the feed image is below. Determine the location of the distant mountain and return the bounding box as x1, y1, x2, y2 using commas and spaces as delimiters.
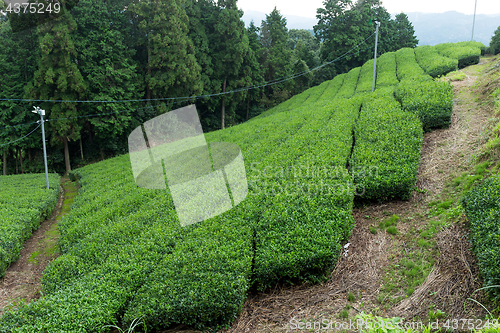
406, 11, 499, 46
241, 10, 500, 46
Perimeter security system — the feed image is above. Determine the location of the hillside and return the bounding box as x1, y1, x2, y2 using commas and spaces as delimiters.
1, 43, 499, 332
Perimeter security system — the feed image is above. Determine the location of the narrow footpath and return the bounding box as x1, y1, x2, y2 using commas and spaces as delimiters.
0, 177, 78, 314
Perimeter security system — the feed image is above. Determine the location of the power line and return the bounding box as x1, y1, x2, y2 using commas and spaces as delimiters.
0, 122, 41, 147
0, 30, 394, 134
0, 32, 376, 105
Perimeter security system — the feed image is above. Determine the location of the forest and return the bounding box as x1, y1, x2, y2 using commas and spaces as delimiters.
0, 0, 419, 174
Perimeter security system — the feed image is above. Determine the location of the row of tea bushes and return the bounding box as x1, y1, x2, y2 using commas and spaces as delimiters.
349, 88, 423, 201
395, 48, 432, 81
0, 173, 60, 277
336, 66, 361, 99
375, 52, 399, 88
434, 42, 482, 69
355, 59, 375, 94
251, 97, 362, 290
394, 78, 453, 131
415, 45, 459, 78
462, 175, 500, 307
0, 99, 343, 331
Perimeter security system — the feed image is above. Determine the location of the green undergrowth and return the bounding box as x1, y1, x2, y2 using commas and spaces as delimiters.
0, 173, 60, 277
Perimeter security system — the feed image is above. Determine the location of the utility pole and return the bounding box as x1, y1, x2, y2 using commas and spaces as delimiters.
372, 21, 380, 92
33, 106, 49, 189
471, 0, 478, 41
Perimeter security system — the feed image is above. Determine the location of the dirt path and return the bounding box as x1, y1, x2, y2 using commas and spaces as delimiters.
0, 177, 78, 314
217, 57, 498, 333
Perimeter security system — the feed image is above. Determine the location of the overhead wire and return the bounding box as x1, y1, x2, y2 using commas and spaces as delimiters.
0, 29, 404, 143
0, 122, 41, 147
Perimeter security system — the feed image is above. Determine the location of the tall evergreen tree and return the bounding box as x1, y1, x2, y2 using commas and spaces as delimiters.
25, 10, 86, 174
130, 0, 202, 112
314, 0, 356, 76
314, 0, 396, 75
393, 13, 418, 49
0, 14, 41, 173
211, 0, 250, 129
72, 0, 141, 159
260, 7, 293, 108
491, 26, 500, 54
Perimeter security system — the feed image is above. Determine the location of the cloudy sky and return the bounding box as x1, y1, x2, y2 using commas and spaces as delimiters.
237, 0, 500, 18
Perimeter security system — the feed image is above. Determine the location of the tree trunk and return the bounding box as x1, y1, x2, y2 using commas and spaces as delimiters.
63, 137, 71, 174
28, 148, 32, 162
19, 147, 24, 174
2, 151, 6, 176
246, 99, 250, 120
146, 30, 152, 101
15, 148, 18, 174
100, 147, 105, 161
221, 77, 227, 129
80, 138, 84, 161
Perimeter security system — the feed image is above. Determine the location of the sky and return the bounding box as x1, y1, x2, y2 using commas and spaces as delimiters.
237, 0, 500, 18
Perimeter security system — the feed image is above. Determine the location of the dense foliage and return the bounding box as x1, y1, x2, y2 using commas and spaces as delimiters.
0, 173, 60, 277
0, 0, 420, 175
491, 26, 500, 55
462, 175, 500, 307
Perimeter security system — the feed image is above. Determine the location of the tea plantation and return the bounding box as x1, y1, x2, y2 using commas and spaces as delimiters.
0, 42, 488, 332
0, 173, 60, 277
462, 175, 500, 307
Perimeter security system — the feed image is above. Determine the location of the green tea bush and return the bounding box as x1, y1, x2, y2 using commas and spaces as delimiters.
350, 88, 423, 201
251, 98, 362, 290
0, 173, 60, 277
395, 48, 432, 81
376, 52, 399, 88
415, 45, 458, 78
395, 78, 453, 131
435, 42, 482, 69
355, 59, 375, 94
462, 175, 500, 307
336, 66, 361, 99
319, 73, 346, 102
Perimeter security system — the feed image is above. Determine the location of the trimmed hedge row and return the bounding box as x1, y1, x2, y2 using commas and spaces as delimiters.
415, 45, 458, 78
395, 48, 432, 81
462, 175, 500, 307
336, 66, 361, 99
376, 52, 399, 88
355, 59, 375, 94
434, 42, 482, 69
349, 88, 423, 201
319, 73, 345, 101
251, 98, 362, 290
0, 101, 346, 331
395, 78, 453, 131
455, 41, 486, 56
0, 173, 60, 277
